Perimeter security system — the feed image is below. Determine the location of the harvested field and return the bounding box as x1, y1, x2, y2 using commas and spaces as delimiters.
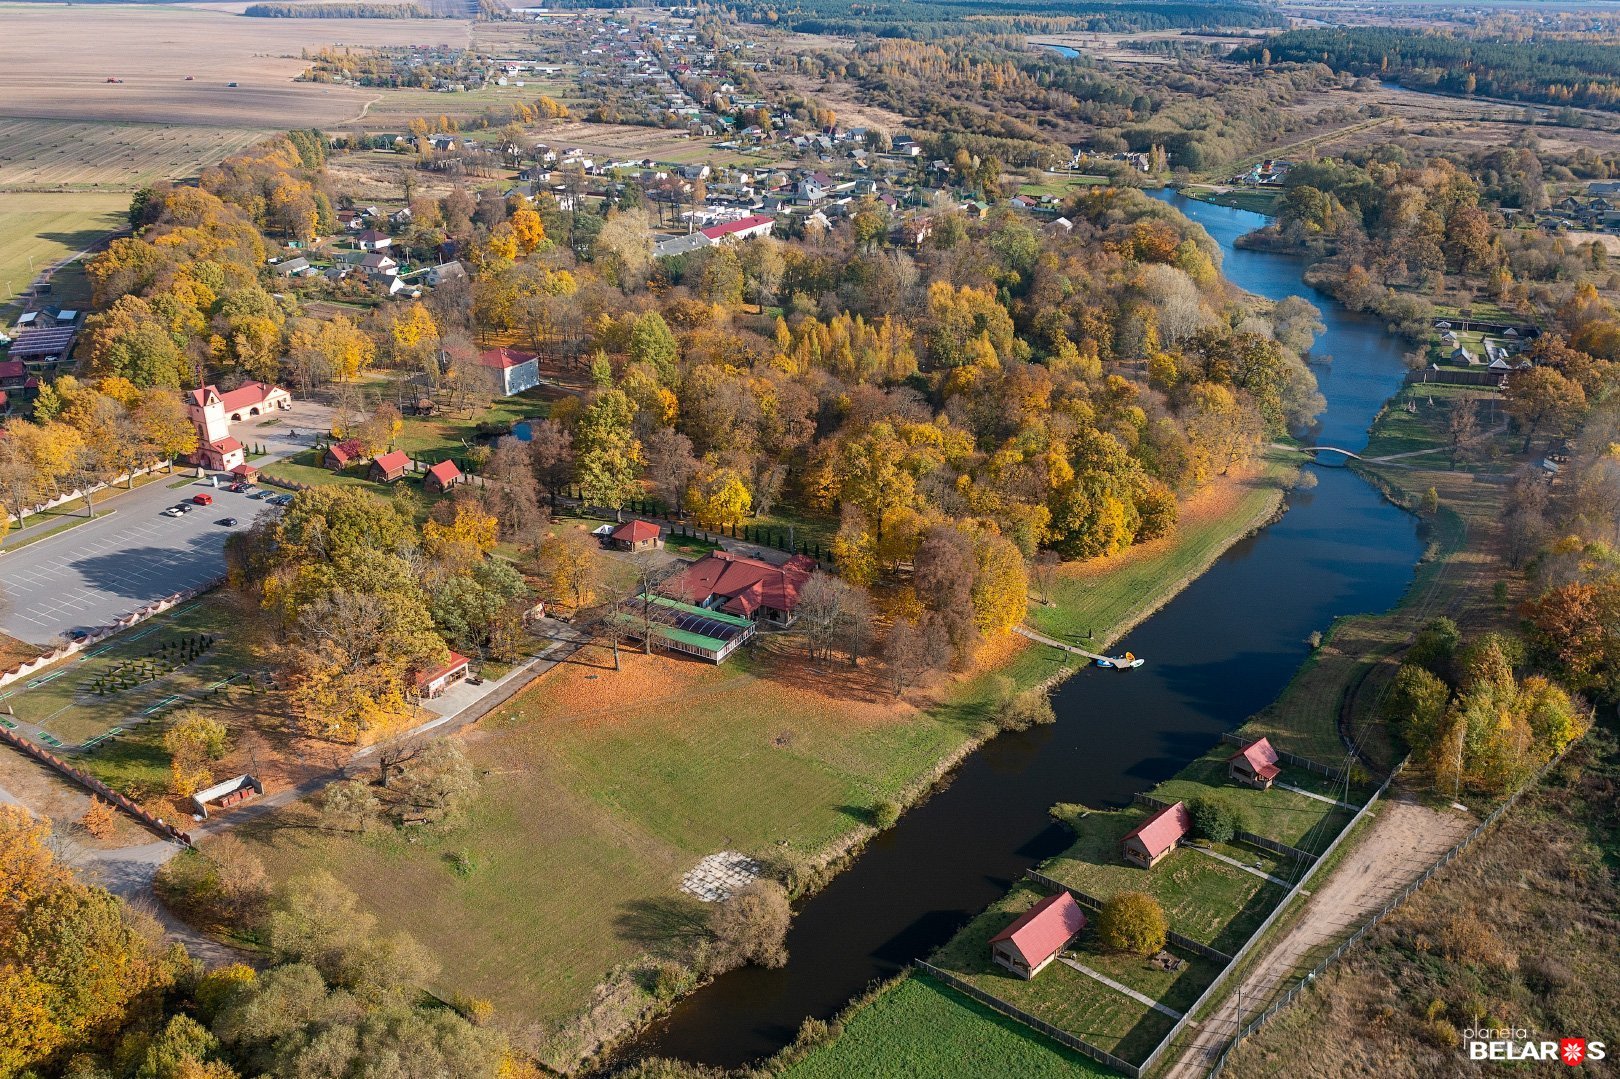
0, 119, 261, 191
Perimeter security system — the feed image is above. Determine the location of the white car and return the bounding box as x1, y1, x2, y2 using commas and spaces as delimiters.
162, 507, 184, 518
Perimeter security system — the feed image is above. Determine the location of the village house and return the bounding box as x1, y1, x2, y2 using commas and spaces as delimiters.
660, 551, 815, 626
185, 381, 291, 472
426, 261, 468, 287
360, 252, 398, 277
323, 438, 366, 471
1121, 801, 1191, 869
355, 229, 392, 252
369, 449, 411, 483
610, 519, 662, 552
414, 650, 471, 699
1228, 737, 1281, 790
988, 891, 1087, 979
423, 458, 462, 495
476, 346, 541, 396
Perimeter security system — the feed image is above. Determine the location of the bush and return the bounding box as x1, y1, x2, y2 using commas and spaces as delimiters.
1406, 617, 1461, 677
1187, 795, 1247, 845
1097, 892, 1167, 956
708, 880, 792, 973
871, 800, 901, 829
995, 687, 1056, 732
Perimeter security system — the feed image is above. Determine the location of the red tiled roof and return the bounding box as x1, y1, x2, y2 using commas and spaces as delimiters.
0, 360, 25, 381
662, 551, 814, 616
1230, 737, 1282, 781
414, 650, 470, 688
372, 449, 410, 473
218, 381, 280, 413
230, 463, 258, 476
478, 346, 538, 369
1123, 801, 1191, 860
699, 213, 774, 240
612, 519, 660, 542
425, 459, 462, 485
327, 438, 364, 464
989, 891, 1086, 969
212, 437, 243, 454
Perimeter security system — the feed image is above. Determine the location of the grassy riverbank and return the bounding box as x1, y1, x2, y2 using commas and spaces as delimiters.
224, 455, 1300, 1071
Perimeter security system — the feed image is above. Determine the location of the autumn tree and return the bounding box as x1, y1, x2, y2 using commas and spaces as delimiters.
574, 388, 643, 513
708, 880, 791, 973
1503, 366, 1586, 452
538, 528, 601, 611
1097, 891, 1167, 956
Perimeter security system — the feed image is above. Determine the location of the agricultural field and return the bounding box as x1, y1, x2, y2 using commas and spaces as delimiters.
0, 119, 263, 192
0, 191, 128, 317
781, 975, 1113, 1079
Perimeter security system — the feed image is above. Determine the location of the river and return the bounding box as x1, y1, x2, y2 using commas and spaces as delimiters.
627, 192, 1424, 1070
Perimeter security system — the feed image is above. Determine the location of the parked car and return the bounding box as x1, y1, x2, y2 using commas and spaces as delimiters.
162, 507, 184, 518
228, 481, 249, 493
219, 517, 238, 527
192, 492, 213, 506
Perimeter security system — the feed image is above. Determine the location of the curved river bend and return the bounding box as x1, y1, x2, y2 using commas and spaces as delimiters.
631, 192, 1424, 1069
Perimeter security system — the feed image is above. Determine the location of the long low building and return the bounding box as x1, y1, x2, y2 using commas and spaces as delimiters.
622, 593, 756, 663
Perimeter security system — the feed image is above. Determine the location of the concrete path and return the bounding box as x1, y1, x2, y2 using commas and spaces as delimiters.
1186, 844, 1292, 888
1275, 781, 1357, 811
1058, 956, 1183, 1019
1159, 796, 1473, 1079
1013, 624, 1116, 665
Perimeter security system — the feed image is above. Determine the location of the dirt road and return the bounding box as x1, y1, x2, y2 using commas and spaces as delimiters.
1161, 795, 1473, 1079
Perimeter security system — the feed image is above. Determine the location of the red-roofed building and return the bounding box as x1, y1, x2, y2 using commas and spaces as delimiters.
660, 551, 815, 626
1228, 737, 1282, 790
414, 651, 470, 699
476, 347, 540, 396
611, 518, 662, 553
699, 214, 775, 243
323, 438, 366, 471
369, 449, 410, 483
423, 458, 462, 494
1121, 801, 1191, 869
989, 891, 1087, 979
185, 381, 291, 472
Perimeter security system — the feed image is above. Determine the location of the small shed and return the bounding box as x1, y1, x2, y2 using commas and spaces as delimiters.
989, 891, 1087, 979
611, 518, 662, 552
190, 774, 263, 818
1228, 737, 1281, 790
414, 651, 471, 699
323, 438, 366, 471
369, 449, 410, 483
1121, 801, 1191, 869
423, 459, 462, 494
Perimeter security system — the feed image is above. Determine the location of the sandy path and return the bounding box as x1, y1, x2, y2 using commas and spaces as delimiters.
1160, 795, 1473, 1079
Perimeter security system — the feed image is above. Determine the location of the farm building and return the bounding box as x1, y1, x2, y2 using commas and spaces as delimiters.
1121, 801, 1191, 869
8, 325, 79, 365
1228, 737, 1281, 790
323, 439, 366, 470
623, 594, 756, 663
369, 450, 410, 483
423, 459, 462, 494
610, 519, 662, 552
660, 551, 815, 626
699, 213, 775, 243
477, 347, 541, 396
989, 891, 1086, 979
414, 651, 471, 699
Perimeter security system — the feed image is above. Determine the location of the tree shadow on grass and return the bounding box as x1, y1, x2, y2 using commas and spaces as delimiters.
614, 895, 713, 960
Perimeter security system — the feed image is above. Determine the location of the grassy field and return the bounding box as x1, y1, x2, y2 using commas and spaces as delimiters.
781, 975, 1114, 1079
1185, 187, 1281, 215
0, 190, 128, 316
1031, 453, 1294, 647
1041, 810, 1285, 954
1017, 175, 1111, 197
0, 119, 261, 192
1147, 749, 1361, 852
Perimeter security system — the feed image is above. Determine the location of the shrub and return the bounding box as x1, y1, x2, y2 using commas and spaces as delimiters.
1406, 617, 1461, 677
708, 880, 791, 972
1188, 795, 1246, 845
871, 800, 901, 829
995, 687, 1056, 732
1097, 892, 1167, 956
80, 798, 117, 840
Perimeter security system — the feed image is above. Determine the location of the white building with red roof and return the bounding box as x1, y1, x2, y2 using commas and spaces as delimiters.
660, 551, 815, 626
476, 347, 540, 396
1121, 800, 1191, 869
414, 650, 470, 699
184, 381, 291, 472
698, 213, 775, 243
989, 891, 1087, 979
1228, 737, 1282, 790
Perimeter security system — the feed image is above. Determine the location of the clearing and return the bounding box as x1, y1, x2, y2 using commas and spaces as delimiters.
0, 191, 128, 316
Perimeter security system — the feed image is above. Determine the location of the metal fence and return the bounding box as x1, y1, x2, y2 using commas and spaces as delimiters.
914, 960, 1142, 1078
1022, 869, 1234, 965
1130, 792, 1319, 865
1206, 751, 1568, 1077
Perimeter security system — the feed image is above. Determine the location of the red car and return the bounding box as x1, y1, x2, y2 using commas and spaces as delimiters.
192, 492, 214, 506
228, 481, 248, 493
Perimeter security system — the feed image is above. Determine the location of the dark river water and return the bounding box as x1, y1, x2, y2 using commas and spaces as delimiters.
627, 191, 1424, 1069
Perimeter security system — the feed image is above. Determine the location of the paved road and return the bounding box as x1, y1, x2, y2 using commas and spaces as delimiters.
0, 407, 325, 646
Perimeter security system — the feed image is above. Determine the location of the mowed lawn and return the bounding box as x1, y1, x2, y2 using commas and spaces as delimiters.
1030, 454, 1293, 646
0, 191, 128, 317
1148, 749, 1361, 853
1041, 809, 1285, 954
244, 640, 1065, 1031
783, 975, 1113, 1079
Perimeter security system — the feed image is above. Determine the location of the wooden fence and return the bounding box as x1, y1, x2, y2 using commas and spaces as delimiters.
1131, 792, 1320, 866
0, 726, 191, 845
1022, 869, 1234, 964
914, 960, 1142, 1078
1219, 732, 1346, 781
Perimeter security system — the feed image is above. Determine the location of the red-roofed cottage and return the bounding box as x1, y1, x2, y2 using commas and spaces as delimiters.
414, 651, 470, 699
989, 891, 1087, 979
323, 438, 366, 471
476, 347, 541, 396
660, 551, 815, 626
1228, 737, 1282, 790
1121, 801, 1191, 869
423, 459, 462, 494
611, 518, 662, 553
369, 449, 410, 483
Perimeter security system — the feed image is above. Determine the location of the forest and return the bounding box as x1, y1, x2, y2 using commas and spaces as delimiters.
731, 0, 1278, 39
1238, 27, 1620, 110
